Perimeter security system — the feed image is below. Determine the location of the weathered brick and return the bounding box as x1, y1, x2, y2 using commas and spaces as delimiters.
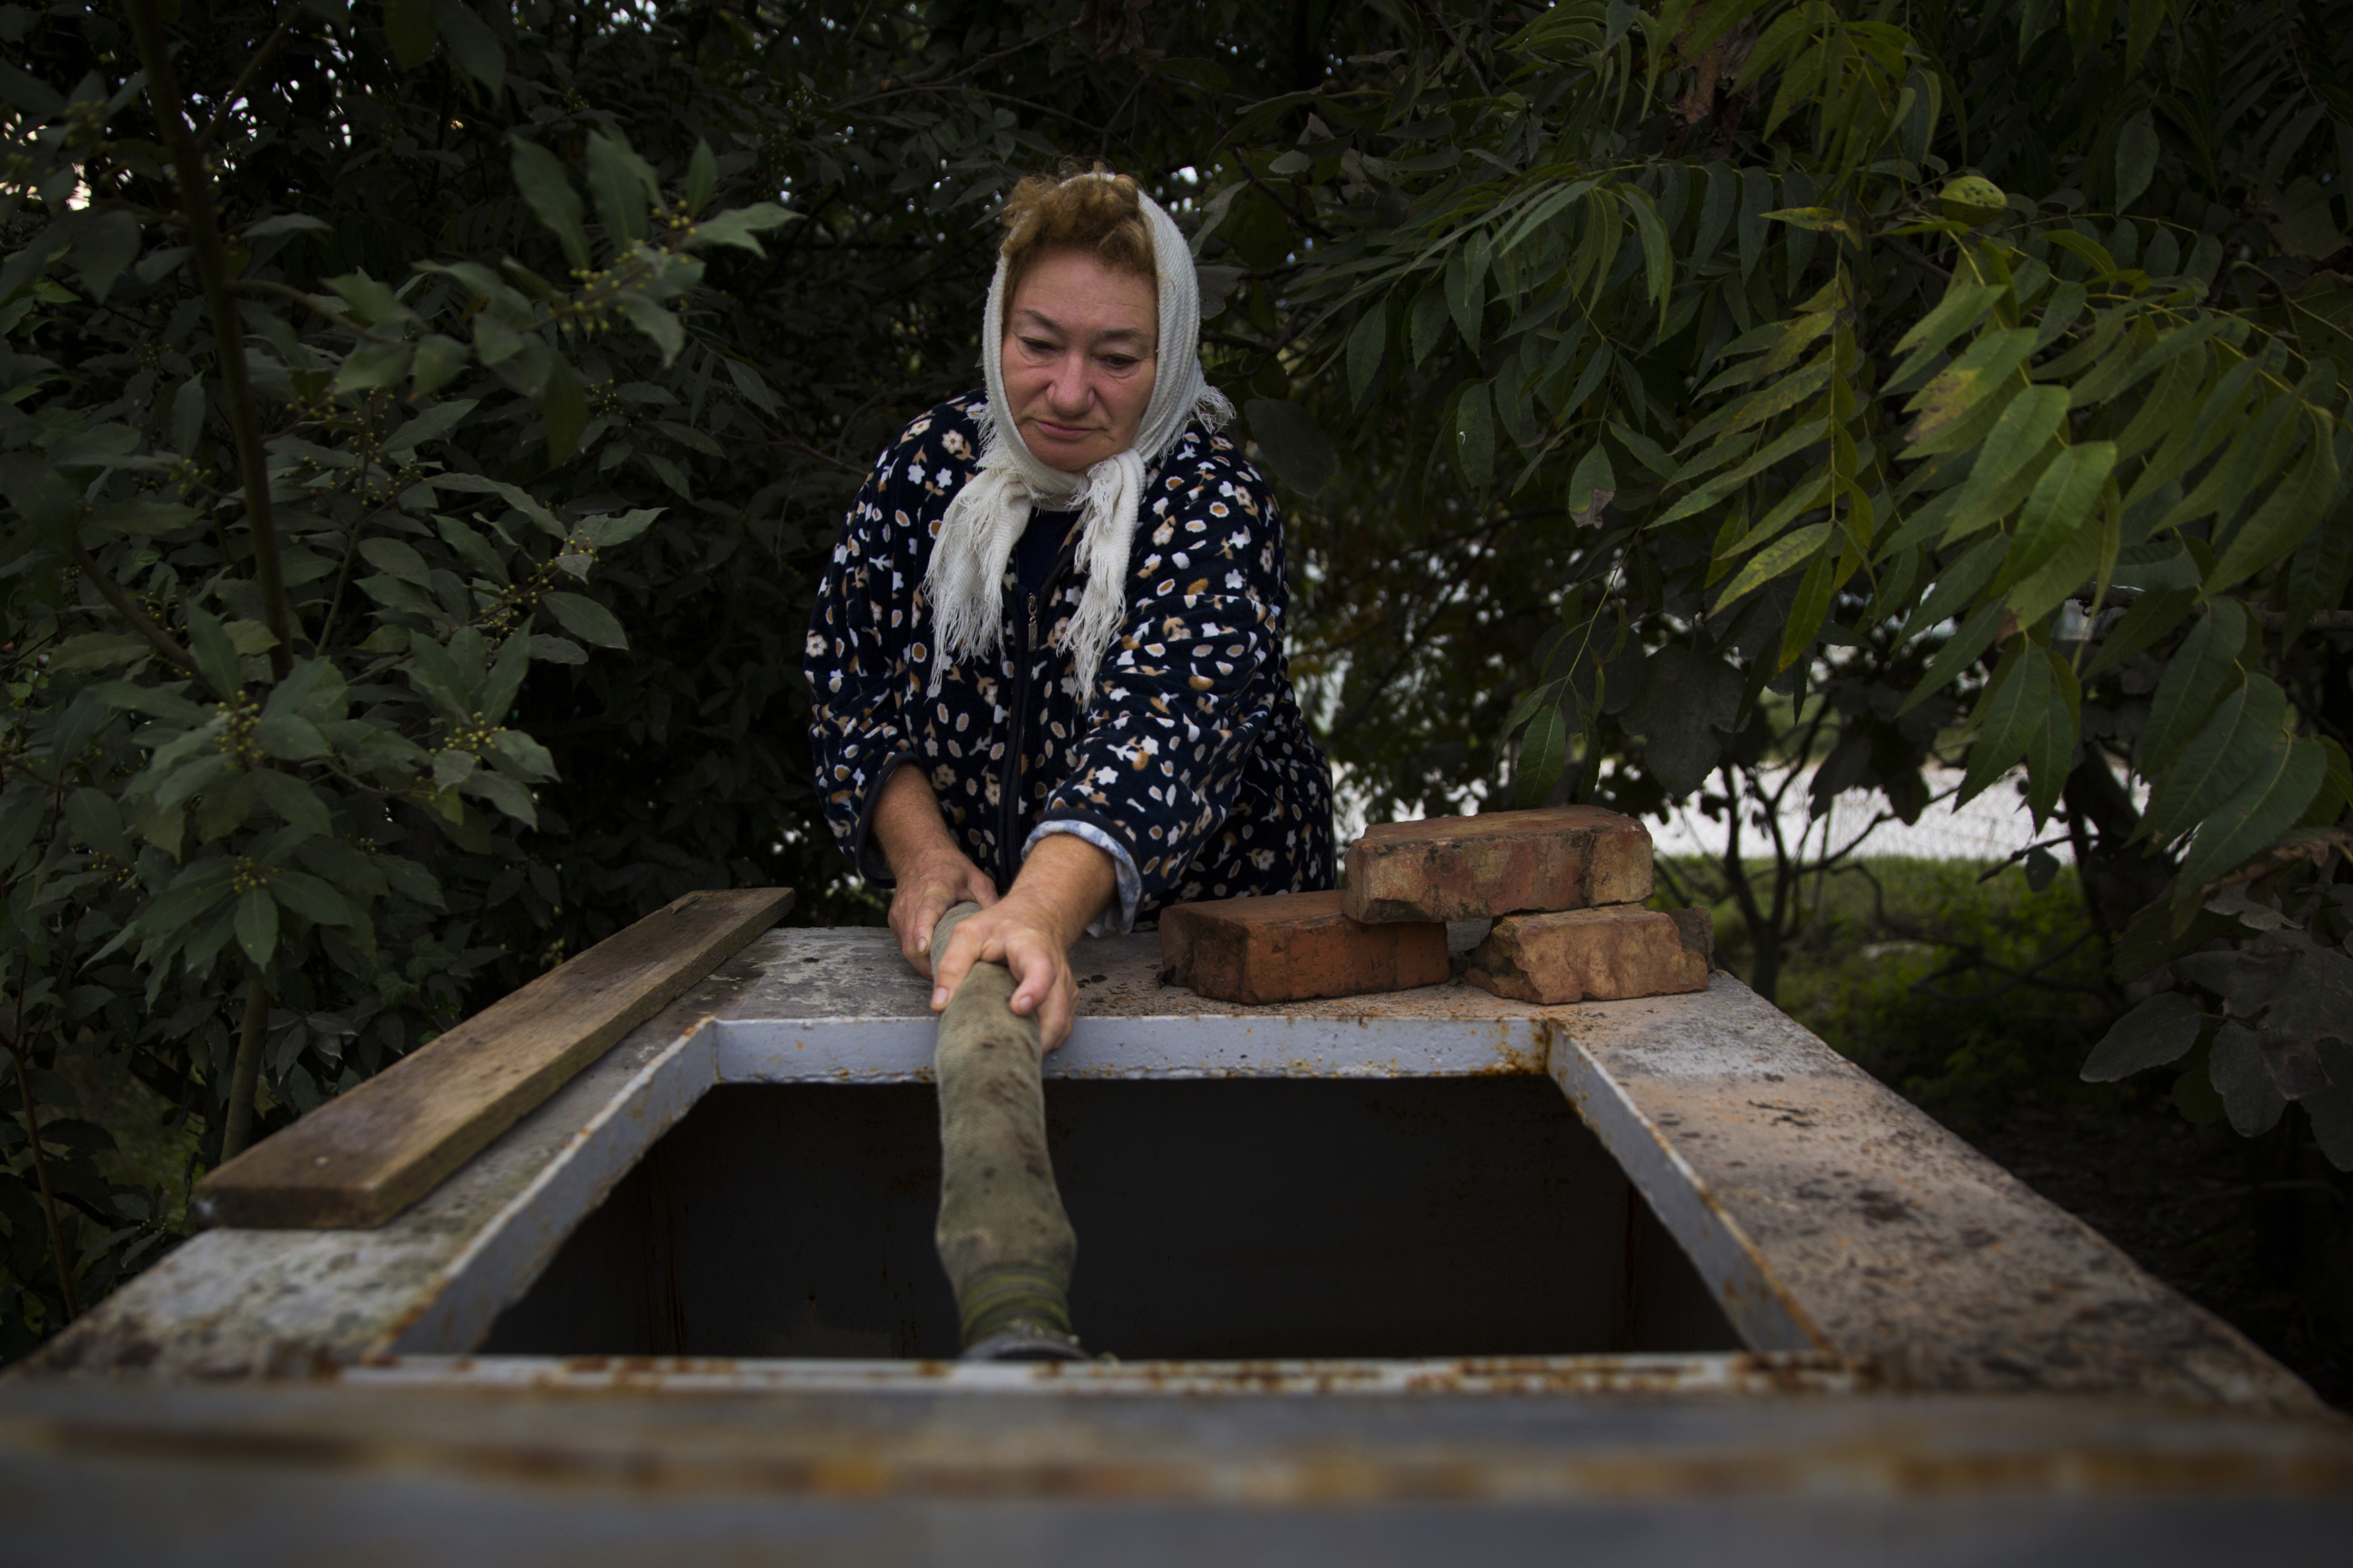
1157, 890, 1449, 1005
1341, 806, 1654, 923
1464, 904, 1712, 1005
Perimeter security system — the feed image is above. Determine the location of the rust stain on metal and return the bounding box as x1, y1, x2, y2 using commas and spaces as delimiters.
20, 1385, 2353, 1503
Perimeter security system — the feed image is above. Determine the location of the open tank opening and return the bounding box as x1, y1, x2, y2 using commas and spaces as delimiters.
482, 1077, 1742, 1361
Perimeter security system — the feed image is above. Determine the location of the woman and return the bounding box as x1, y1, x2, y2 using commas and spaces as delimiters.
806, 167, 1335, 1047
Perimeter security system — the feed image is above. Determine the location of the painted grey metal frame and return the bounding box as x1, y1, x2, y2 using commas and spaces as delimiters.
19, 927, 2323, 1415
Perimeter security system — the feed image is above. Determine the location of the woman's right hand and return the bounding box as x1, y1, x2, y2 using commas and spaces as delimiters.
889, 844, 1000, 979
871, 764, 1000, 977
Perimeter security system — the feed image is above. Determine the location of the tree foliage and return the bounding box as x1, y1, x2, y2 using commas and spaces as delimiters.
5, 0, 2351, 1359
1190, 0, 2353, 1165
0, 0, 1366, 1355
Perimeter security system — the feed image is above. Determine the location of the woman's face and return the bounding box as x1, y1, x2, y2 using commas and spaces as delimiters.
1000, 246, 1159, 472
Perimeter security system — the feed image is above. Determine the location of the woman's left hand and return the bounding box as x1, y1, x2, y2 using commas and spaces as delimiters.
927, 835, 1115, 1053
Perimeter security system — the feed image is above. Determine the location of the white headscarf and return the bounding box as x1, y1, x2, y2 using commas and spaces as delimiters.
923, 175, 1233, 699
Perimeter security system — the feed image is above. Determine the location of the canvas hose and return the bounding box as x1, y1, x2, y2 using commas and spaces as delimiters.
929, 901, 1079, 1348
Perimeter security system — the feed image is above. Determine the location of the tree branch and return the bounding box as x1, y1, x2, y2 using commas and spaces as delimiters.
232, 278, 399, 344
196, 2, 303, 152
124, 0, 294, 681
2, 897, 79, 1319
70, 540, 208, 684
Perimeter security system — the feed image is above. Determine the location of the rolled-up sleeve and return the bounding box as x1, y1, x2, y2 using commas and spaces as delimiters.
1034, 464, 1284, 921
805, 428, 928, 884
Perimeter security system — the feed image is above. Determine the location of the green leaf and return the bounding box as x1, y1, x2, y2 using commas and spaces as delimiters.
1625, 645, 1741, 795
1665, 417, 1831, 524
2141, 599, 2251, 774
1903, 328, 2036, 452
582, 507, 662, 550
409, 333, 470, 399
2209, 1022, 2286, 1137
435, 515, 508, 586
583, 130, 657, 247
71, 210, 140, 303
323, 270, 417, 329
235, 886, 278, 966
1761, 206, 1850, 236
434, 747, 479, 792
65, 787, 127, 861
1995, 442, 2116, 593
1957, 639, 2042, 804
686, 140, 717, 217
271, 870, 352, 927
359, 536, 432, 586
2085, 586, 2194, 677
383, 0, 438, 65
1938, 175, 2007, 224
1443, 240, 1487, 354
2175, 737, 2326, 891
50, 632, 151, 671
510, 140, 590, 273
541, 591, 627, 649
2206, 416, 2340, 595
1513, 701, 1568, 808
1607, 420, 1673, 481
491, 729, 558, 782
474, 314, 527, 368
1677, 359, 1830, 452
1244, 399, 1337, 495
686, 203, 794, 256
1345, 306, 1387, 406
405, 634, 477, 721
379, 854, 446, 909
1893, 277, 2003, 360
431, 0, 504, 93
463, 768, 539, 827
1453, 382, 1494, 490
1628, 187, 1673, 311
251, 712, 329, 762
529, 633, 588, 665
1938, 386, 2072, 544
2302, 737, 2352, 828
541, 353, 588, 464
479, 626, 533, 720
2141, 675, 2287, 844
1714, 522, 1832, 614
243, 213, 333, 241
0, 453, 80, 540
184, 604, 241, 698
2114, 112, 2159, 211
89, 679, 206, 726
2081, 990, 2204, 1081
616, 295, 685, 366
246, 769, 331, 836
296, 837, 389, 899
1568, 442, 1616, 526
170, 374, 206, 455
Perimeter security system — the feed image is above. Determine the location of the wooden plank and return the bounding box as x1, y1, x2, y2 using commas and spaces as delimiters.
194, 887, 793, 1229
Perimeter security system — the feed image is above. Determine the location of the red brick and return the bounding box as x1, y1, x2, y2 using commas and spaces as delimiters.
1464, 905, 1712, 1005
1341, 806, 1654, 924
1157, 890, 1449, 1005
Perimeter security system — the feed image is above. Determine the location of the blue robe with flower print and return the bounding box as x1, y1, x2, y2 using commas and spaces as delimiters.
804, 393, 1335, 928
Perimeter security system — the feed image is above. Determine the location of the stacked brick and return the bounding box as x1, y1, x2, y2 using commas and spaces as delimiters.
1157, 805, 1715, 1005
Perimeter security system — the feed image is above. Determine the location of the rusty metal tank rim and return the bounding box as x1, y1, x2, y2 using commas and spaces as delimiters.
12, 924, 2330, 1421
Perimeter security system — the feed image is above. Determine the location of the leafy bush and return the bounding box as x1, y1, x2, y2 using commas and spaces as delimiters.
0, 0, 1433, 1360
1198, 1, 2353, 1165
0, 0, 803, 1354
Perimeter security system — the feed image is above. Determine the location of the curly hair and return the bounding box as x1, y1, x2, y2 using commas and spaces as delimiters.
996, 162, 1156, 292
